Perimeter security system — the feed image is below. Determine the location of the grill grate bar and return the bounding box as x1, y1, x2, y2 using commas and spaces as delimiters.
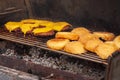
0, 30, 108, 65
36, 45, 108, 65
37, 43, 107, 62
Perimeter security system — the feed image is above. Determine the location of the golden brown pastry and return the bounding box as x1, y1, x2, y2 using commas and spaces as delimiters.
95, 42, 118, 59
93, 32, 115, 41
84, 38, 103, 52
55, 32, 79, 40
113, 35, 120, 48
105, 41, 115, 45
105, 41, 119, 50
64, 41, 86, 54
47, 38, 70, 50
71, 27, 90, 37
78, 33, 98, 44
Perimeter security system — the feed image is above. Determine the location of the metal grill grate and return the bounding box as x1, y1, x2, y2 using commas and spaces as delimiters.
0, 29, 108, 65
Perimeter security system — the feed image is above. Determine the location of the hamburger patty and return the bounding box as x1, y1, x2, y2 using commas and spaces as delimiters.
34, 30, 55, 37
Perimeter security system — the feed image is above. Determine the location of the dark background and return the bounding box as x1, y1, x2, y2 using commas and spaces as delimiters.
0, 0, 120, 34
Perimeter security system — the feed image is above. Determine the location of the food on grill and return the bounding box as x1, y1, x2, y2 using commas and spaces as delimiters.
3, 20, 119, 60
21, 19, 53, 26
53, 22, 71, 31
71, 27, 90, 37
78, 33, 98, 44
55, 32, 79, 40
113, 35, 120, 48
47, 38, 70, 50
4, 19, 72, 37
64, 41, 86, 54
38, 21, 54, 28
93, 32, 115, 41
95, 42, 118, 59
20, 24, 34, 35
21, 19, 40, 24
5, 21, 21, 32
105, 41, 115, 45
22, 20, 71, 31
105, 41, 119, 49
32, 27, 55, 37
21, 19, 53, 28
85, 38, 103, 52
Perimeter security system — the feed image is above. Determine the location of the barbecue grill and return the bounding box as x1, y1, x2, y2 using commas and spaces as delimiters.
0, 0, 120, 80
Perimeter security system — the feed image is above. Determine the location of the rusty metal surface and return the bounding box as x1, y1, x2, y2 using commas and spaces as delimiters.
0, 0, 26, 13
24, 0, 33, 18
0, 55, 87, 80
0, 0, 28, 26
27, 0, 120, 34
0, 9, 23, 16
0, 29, 108, 65
105, 51, 120, 80
0, 65, 39, 80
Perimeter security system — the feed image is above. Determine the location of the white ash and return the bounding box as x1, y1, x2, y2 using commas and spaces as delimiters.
0, 41, 105, 80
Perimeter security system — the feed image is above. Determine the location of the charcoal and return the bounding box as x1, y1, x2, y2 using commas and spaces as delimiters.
15, 44, 30, 55
0, 41, 7, 50
0, 40, 105, 80
5, 41, 15, 50
29, 47, 41, 58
